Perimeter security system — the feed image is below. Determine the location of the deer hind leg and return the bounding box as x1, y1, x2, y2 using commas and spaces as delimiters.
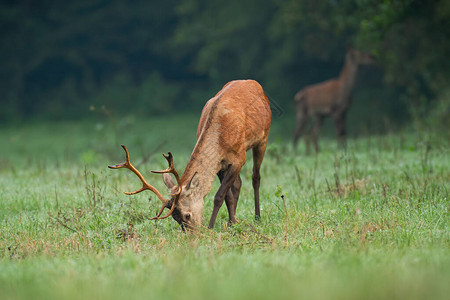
252, 142, 267, 221
209, 165, 242, 229
311, 115, 324, 153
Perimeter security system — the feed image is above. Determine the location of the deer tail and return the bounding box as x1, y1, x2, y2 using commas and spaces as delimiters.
294, 90, 305, 103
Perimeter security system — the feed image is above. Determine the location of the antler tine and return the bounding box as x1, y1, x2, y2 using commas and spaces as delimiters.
108, 144, 131, 169
151, 152, 182, 196
149, 200, 176, 220
108, 145, 167, 203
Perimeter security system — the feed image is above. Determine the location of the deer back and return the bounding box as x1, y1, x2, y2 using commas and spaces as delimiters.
200, 80, 270, 155
181, 79, 271, 185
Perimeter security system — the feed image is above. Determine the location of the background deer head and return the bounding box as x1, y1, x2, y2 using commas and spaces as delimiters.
347, 47, 375, 65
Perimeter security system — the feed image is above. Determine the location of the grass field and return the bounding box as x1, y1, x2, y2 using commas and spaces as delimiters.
0, 113, 449, 300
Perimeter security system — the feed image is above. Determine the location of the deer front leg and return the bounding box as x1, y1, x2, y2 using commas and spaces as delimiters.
225, 175, 243, 226
217, 172, 241, 226
209, 166, 241, 229
230, 175, 242, 216
224, 189, 236, 225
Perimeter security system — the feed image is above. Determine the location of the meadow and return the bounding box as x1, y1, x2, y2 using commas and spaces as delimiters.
0, 113, 449, 300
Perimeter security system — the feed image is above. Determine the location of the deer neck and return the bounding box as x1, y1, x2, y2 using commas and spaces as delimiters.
181, 130, 222, 200
338, 54, 359, 100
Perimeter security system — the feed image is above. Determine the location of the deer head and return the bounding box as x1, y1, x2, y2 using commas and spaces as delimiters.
108, 145, 201, 230
160, 171, 203, 230
347, 47, 375, 65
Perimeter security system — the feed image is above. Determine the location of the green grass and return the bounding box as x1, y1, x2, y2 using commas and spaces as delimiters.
0, 114, 449, 300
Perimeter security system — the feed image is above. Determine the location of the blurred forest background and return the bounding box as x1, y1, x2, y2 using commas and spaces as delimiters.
1, 0, 449, 131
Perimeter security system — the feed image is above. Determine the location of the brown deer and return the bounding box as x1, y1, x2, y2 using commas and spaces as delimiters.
293, 47, 374, 153
109, 80, 272, 230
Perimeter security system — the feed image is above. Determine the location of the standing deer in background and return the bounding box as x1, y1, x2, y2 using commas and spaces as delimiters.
293, 47, 374, 153
109, 80, 272, 230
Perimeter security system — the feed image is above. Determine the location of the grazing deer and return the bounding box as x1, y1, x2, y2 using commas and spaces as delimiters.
109, 80, 272, 230
293, 47, 374, 153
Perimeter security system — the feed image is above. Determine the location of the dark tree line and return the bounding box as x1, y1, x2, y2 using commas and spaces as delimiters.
1, 0, 449, 125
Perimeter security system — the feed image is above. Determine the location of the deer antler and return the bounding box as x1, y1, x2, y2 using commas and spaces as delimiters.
151, 152, 182, 196
108, 145, 181, 220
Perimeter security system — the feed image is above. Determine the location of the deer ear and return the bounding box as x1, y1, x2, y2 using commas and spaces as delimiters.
162, 173, 175, 189
185, 172, 199, 190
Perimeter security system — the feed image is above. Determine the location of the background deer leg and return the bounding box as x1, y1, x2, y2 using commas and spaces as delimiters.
333, 113, 347, 148
252, 143, 267, 221
209, 165, 241, 229
305, 131, 312, 155
312, 115, 324, 153
293, 110, 308, 151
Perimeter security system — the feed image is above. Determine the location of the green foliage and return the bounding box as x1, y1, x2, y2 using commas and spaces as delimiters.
1, 0, 449, 122
89, 72, 182, 116
0, 0, 179, 120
